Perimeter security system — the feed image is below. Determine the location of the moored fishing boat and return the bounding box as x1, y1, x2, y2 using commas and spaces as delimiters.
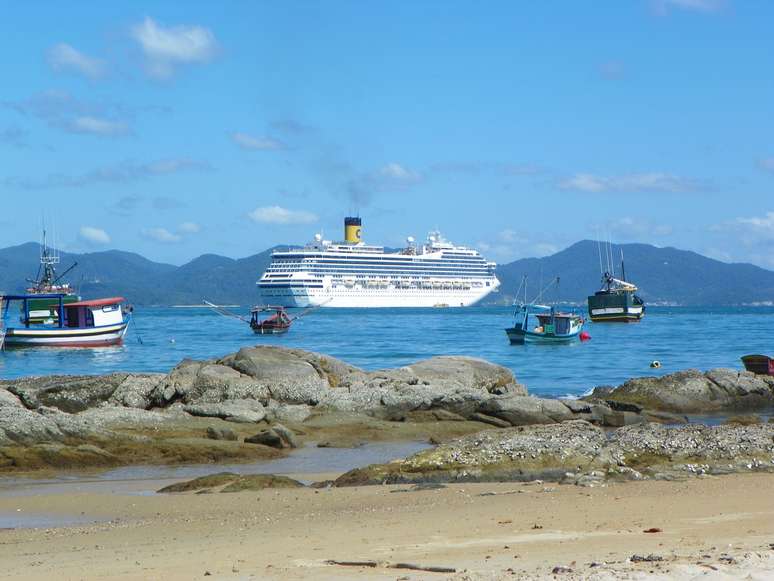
740, 354, 774, 376
0, 294, 130, 347
505, 304, 585, 344
587, 244, 645, 323
250, 305, 292, 335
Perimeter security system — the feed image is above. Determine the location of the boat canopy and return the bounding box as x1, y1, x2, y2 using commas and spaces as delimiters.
0, 293, 71, 301
63, 297, 125, 308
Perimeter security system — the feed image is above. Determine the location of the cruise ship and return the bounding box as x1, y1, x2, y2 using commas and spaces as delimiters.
258, 217, 500, 307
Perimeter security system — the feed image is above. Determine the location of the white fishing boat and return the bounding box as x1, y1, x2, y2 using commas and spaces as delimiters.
0, 294, 130, 347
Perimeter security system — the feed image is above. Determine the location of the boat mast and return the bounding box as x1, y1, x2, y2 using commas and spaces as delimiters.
620, 249, 627, 283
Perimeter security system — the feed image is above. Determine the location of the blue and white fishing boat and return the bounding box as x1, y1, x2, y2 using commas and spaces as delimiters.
504, 276, 586, 345
505, 304, 585, 344
0, 294, 130, 348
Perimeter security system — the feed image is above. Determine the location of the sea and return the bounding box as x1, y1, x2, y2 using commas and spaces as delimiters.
1, 306, 772, 398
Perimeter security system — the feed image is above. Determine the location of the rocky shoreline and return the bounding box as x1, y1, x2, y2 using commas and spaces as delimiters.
1, 345, 773, 478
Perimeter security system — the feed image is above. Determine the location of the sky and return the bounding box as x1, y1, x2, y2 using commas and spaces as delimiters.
0, 0, 773, 267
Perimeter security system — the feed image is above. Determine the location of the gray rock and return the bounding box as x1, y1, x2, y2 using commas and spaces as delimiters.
4, 374, 132, 413
478, 395, 574, 426
109, 374, 164, 409
206, 426, 238, 441
469, 412, 512, 428
597, 368, 774, 413
245, 428, 284, 448
0, 389, 24, 408
601, 410, 647, 428
228, 347, 333, 404
184, 400, 266, 423
271, 423, 298, 448
266, 403, 313, 424
335, 421, 774, 487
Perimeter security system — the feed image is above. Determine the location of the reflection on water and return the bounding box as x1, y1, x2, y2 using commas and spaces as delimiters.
1, 306, 772, 397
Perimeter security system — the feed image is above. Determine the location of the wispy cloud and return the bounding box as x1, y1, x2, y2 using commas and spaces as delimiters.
140, 221, 201, 243
3, 90, 132, 137
0, 126, 27, 148
248, 206, 318, 225
177, 221, 201, 234
78, 226, 111, 245
131, 17, 218, 79
231, 132, 285, 151
141, 227, 181, 243
269, 118, 316, 136
598, 60, 626, 80
559, 172, 702, 193
377, 162, 422, 184
651, 0, 726, 15
153, 196, 186, 210
758, 158, 774, 173
4, 157, 210, 190
64, 116, 130, 137
47, 43, 106, 79
736, 211, 774, 233
429, 161, 542, 177
346, 162, 423, 207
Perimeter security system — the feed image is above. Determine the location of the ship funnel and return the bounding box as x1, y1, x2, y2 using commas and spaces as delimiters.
344, 216, 362, 244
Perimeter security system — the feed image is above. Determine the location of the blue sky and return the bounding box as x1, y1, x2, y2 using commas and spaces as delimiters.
1, 0, 773, 267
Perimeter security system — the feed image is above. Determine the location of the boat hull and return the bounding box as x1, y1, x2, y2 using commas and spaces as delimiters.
3, 322, 129, 348
251, 325, 290, 335
505, 327, 581, 345
741, 354, 774, 376
587, 292, 644, 323
258, 281, 499, 308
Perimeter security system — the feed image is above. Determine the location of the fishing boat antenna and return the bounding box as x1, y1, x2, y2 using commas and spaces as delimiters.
597, 228, 605, 276
620, 248, 627, 283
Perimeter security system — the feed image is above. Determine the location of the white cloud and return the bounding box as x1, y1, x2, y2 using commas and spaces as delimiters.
498, 229, 527, 244
378, 162, 421, 183
4, 158, 209, 190
600, 217, 674, 240
248, 206, 318, 225
78, 226, 110, 245
65, 116, 129, 136
142, 227, 182, 243
560, 172, 701, 193
178, 221, 201, 234
131, 17, 218, 79
231, 132, 285, 151
736, 211, 774, 234
47, 43, 106, 79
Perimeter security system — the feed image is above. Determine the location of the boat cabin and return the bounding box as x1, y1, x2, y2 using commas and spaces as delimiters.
1, 294, 126, 329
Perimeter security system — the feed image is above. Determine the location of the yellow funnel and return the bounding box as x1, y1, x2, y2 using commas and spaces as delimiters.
344, 217, 361, 243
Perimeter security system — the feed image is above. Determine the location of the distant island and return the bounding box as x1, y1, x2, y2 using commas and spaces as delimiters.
2, 240, 773, 307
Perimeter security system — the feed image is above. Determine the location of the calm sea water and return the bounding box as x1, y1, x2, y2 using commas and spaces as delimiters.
1, 306, 772, 398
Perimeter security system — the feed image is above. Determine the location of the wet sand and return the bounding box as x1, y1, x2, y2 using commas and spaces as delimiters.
1, 472, 773, 579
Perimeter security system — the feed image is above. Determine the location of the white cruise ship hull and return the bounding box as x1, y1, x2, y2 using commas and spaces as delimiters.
259, 280, 499, 308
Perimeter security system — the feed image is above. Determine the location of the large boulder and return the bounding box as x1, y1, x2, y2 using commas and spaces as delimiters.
3, 374, 132, 413
184, 400, 266, 423
477, 395, 574, 426
108, 374, 164, 409
592, 368, 774, 413
402, 357, 526, 396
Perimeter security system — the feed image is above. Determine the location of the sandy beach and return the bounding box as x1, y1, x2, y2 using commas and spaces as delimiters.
1, 471, 773, 580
